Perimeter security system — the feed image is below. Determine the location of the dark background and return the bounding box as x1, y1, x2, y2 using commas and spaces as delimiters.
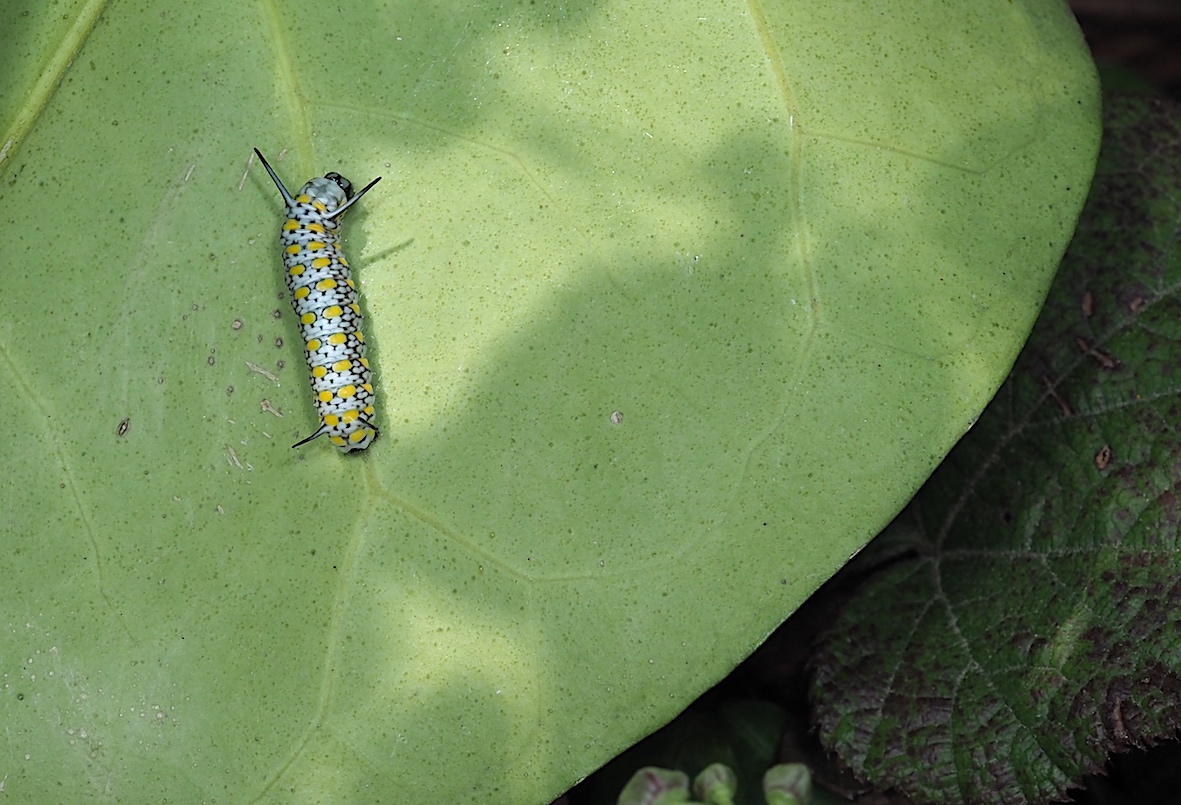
1072, 0, 1181, 96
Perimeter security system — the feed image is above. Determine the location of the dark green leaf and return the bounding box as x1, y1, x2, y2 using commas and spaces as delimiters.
812, 95, 1181, 805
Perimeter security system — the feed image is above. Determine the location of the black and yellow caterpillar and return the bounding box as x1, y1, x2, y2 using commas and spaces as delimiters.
254, 148, 380, 452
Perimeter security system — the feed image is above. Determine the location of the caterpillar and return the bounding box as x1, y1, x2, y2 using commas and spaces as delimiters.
254, 147, 381, 452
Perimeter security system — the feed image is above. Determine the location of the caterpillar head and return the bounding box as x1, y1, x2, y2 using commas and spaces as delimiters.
299, 174, 353, 214
253, 148, 381, 221
325, 172, 353, 197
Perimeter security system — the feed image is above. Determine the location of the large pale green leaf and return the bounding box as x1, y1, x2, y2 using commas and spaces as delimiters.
0, 1, 1097, 802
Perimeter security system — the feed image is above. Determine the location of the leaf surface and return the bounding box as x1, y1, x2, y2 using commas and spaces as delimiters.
0, 1, 1097, 801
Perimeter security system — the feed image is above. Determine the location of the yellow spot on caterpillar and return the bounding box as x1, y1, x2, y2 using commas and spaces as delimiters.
362, 383, 374, 394
323, 305, 343, 318
296, 194, 312, 204
311, 257, 331, 269
289, 264, 304, 276
359, 358, 369, 368
339, 257, 349, 267
345, 279, 355, 288
307, 222, 325, 234
306, 338, 321, 351
333, 359, 352, 373
324, 414, 340, 426
286, 244, 301, 255
355, 331, 365, 342
294, 287, 310, 299
330, 435, 346, 446
313, 202, 327, 213
349, 303, 360, 315
349, 429, 367, 444
317, 278, 337, 291
318, 390, 334, 403
364, 405, 375, 416
283, 219, 299, 231
308, 241, 327, 251
338, 385, 357, 399
312, 366, 327, 378
328, 333, 347, 345
300, 312, 316, 325
342, 410, 359, 423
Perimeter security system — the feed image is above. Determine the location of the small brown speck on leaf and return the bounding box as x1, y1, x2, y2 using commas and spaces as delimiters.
1075, 336, 1120, 370
1095, 445, 1112, 471
1043, 376, 1073, 417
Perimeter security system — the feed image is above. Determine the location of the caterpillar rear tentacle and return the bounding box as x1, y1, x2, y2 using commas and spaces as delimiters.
254, 147, 382, 453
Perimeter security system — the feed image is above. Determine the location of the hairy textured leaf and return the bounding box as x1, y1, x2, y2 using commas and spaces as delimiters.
0, 1, 1096, 802
812, 96, 1181, 805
